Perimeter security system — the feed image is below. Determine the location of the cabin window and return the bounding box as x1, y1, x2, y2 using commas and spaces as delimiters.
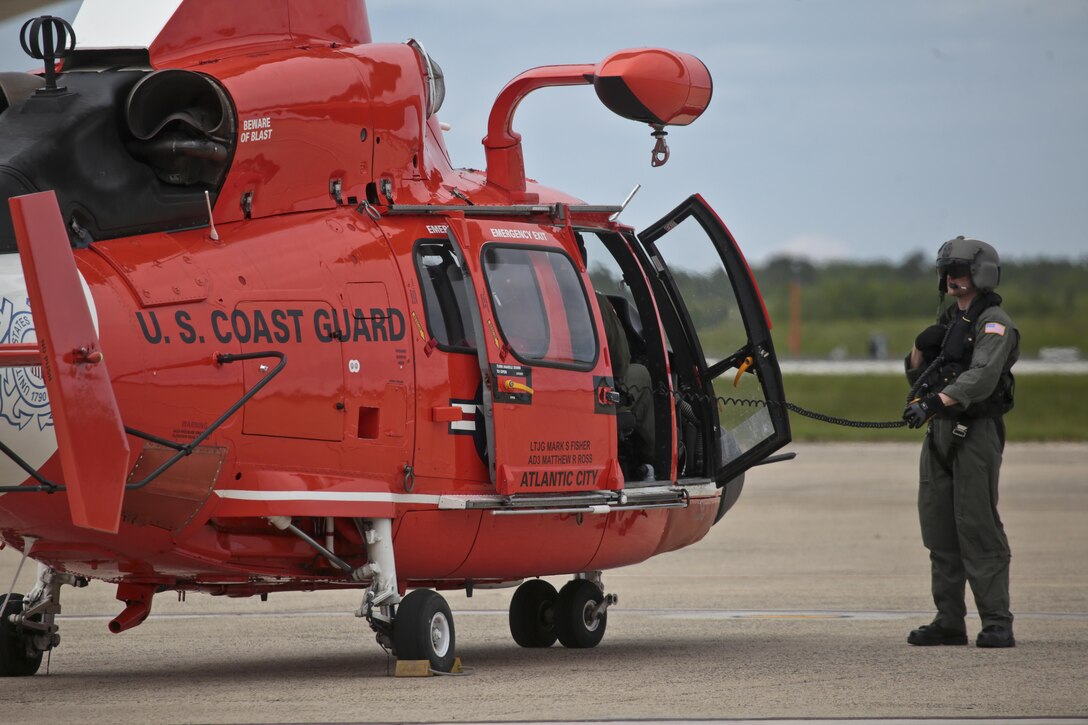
414, 240, 476, 352
482, 246, 597, 368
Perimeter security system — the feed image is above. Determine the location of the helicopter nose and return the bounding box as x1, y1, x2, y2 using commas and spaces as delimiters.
0, 252, 60, 488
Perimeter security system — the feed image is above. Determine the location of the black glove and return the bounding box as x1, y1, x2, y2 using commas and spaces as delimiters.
903, 394, 945, 429
914, 324, 946, 359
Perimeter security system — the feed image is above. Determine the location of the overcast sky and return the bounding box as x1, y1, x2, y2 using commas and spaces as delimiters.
3, 1, 1085, 265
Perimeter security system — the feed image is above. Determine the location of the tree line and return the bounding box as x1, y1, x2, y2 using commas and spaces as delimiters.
589, 254, 1088, 357
751, 253, 1088, 322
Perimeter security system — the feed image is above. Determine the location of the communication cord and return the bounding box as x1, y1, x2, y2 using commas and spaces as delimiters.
638, 384, 909, 430
719, 396, 907, 429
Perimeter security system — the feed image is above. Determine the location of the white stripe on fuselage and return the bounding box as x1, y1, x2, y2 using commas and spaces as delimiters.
213, 490, 444, 505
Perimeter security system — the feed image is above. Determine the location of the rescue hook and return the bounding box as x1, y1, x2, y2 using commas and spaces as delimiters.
650, 125, 670, 167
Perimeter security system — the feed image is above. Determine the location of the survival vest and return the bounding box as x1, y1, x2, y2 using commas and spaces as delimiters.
919, 292, 1017, 419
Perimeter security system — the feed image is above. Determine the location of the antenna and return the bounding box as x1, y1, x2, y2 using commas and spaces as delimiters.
204, 191, 220, 241
609, 184, 641, 222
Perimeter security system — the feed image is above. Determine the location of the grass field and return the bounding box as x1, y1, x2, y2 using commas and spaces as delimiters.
780, 373, 1088, 442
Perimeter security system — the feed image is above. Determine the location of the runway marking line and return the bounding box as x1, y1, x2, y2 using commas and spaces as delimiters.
52, 608, 1088, 623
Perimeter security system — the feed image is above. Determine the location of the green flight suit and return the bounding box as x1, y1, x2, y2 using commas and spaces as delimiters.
906, 303, 1018, 631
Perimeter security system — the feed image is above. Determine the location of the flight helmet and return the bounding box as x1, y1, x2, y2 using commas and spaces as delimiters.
936, 236, 1000, 292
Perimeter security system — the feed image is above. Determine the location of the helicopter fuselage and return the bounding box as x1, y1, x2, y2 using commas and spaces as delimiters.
0, 0, 788, 672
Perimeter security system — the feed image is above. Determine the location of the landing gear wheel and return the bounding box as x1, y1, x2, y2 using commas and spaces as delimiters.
1, 594, 43, 677
393, 589, 456, 672
509, 579, 558, 647
555, 579, 606, 649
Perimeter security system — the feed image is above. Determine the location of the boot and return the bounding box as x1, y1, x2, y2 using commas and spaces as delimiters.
907, 622, 968, 646
976, 625, 1015, 648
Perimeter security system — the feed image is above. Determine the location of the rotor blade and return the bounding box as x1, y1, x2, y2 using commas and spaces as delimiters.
0, 1, 74, 23
9, 190, 130, 534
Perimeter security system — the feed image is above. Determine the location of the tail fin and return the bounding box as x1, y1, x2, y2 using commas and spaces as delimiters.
8, 191, 130, 533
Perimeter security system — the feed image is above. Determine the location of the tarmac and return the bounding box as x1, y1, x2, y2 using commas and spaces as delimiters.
1, 442, 1086, 724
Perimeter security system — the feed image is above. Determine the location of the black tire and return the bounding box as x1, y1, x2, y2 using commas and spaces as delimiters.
1, 593, 43, 677
554, 579, 606, 649
509, 579, 558, 648
392, 589, 456, 672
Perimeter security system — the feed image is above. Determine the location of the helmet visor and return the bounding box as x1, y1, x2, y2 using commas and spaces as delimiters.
938, 260, 971, 278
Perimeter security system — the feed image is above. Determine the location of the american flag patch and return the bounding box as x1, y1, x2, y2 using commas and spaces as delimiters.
984, 322, 1006, 336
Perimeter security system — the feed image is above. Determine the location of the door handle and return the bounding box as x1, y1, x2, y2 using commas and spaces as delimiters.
432, 406, 464, 422
503, 379, 534, 395
733, 356, 754, 387
597, 386, 621, 405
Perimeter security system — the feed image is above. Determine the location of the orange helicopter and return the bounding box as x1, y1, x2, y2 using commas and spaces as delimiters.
0, 0, 790, 674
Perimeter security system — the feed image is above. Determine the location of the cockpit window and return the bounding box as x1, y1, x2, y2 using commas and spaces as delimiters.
414, 239, 477, 352
482, 245, 597, 368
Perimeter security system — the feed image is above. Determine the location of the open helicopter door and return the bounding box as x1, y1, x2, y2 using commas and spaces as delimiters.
637, 195, 790, 484
444, 216, 622, 496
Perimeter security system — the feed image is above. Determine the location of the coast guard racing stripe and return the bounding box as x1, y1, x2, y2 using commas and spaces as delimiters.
449, 399, 479, 435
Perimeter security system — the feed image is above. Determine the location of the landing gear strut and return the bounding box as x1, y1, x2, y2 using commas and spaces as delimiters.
354, 518, 458, 673
1, 563, 86, 677
355, 518, 402, 655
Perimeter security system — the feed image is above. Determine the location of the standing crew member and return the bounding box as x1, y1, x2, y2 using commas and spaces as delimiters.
903, 236, 1018, 648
